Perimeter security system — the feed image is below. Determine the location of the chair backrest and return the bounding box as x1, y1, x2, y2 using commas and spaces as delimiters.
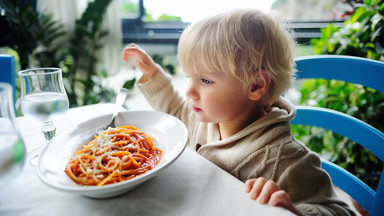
290, 55, 384, 216
0, 54, 16, 100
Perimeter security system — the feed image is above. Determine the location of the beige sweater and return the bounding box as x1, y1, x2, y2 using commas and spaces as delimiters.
137, 68, 355, 216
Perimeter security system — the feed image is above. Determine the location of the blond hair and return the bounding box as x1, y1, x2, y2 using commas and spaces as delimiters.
178, 9, 296, 105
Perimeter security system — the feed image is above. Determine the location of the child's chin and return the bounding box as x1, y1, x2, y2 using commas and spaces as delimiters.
194, 114, 215, 124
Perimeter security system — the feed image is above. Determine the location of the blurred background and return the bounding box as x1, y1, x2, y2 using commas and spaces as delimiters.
0, 0, 358, 106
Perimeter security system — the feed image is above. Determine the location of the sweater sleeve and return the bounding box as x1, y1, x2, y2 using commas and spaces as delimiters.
234, 134, 355, 216
278, 151, 355, 216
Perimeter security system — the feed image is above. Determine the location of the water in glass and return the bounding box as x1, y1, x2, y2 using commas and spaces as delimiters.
18, 68, 68, 165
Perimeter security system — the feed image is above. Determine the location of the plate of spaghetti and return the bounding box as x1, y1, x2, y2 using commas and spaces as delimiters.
36, 111, 188, 198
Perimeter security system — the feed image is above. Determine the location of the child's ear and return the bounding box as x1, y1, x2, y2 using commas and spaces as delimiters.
248, 70, 271, 101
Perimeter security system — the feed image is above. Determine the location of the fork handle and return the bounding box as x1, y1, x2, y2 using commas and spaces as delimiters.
109, 88, 128, 126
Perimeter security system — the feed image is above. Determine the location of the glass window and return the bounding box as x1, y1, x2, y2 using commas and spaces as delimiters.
273, 0, 354, 21
119, 0, 140, 19
119, 0, 354, 59
140, 0, 353, 22
143, 0, 275, 23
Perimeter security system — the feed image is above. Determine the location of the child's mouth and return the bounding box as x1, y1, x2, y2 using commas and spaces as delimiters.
192, 106, 202, 112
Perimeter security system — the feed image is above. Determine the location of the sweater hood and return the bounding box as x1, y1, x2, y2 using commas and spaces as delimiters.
201, 96, 296, 146
197, 97, 297, 175
234, 96, 296, 141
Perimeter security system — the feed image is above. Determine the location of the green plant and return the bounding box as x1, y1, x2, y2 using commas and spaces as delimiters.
293, 0, 384, 188
143, 11, 182, 23
292, 80, 384, 188
0, 0, 65, 69
0, 0, 124, 107
63, 0, 114, 106
152, 54, 176, 75
311, 0, 384, 61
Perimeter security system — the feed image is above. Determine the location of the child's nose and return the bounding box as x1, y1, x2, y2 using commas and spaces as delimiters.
186, 82, 199, 100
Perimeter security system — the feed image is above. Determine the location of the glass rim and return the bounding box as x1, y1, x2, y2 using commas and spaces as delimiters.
18, 67, 62, 76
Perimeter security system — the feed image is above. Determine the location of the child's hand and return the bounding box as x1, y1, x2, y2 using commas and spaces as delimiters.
245, 177, 300, 215
121, 43, 158, 79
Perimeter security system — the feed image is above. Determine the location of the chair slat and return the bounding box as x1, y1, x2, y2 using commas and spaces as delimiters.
321, 159, 374, 211
291, 106, 384, 161
295, 55, 384, 93
291, 55, 384, 215
0, 55, 16, 100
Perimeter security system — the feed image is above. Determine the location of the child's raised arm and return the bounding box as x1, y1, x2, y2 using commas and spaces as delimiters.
121, 43, 159, 80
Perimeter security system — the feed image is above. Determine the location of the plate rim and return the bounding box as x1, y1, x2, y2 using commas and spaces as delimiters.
36, 110, 188, 194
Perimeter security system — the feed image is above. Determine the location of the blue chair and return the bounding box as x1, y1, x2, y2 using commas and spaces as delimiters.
290, 55, 384, 216
0, 54, 16, 99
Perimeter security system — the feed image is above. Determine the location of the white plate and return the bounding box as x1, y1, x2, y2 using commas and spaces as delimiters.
36, 110, 188, 198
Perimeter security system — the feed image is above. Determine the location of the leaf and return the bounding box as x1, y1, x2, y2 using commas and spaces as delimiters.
371, 13, 382, 30
371, 25, 383, 41
123, 78, 136, 90
368, 152, 377, 162
308, 136, 324, 153
351, 7, 368, 23
338, 161, 349, 169
379, 3, 384, 16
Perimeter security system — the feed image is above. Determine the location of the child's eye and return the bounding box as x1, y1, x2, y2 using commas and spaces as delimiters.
201, 79, 213, 85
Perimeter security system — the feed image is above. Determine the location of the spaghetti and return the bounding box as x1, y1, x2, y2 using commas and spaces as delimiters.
64, 125, 162, 186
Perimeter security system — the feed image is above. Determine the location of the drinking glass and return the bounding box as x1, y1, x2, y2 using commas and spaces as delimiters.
18, 68, 69, 165
0, 82, 25, 188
